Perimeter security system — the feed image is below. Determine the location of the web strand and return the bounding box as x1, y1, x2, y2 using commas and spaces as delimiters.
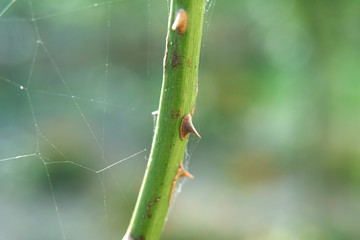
101, 3, 112, 159
0, 153, 36, 163
29, 1, 108, 165
0, 0, 16, 18
0, 0, 126, 22
38, 154, 67, 239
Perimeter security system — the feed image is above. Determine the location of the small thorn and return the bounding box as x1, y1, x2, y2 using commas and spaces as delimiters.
180, 114, 201, 140
169, 162, 194, 205
179, 162, 194, 179
171, 9, 188, 34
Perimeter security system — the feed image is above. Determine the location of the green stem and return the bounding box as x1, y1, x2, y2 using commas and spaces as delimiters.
123, 0, 206, 239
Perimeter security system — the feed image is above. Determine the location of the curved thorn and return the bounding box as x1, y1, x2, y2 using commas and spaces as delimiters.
180, 113, 201, 140
169, 162, 194, 205
179, 162, 194, 179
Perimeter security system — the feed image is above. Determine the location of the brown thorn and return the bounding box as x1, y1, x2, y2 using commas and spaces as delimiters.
169, 162, 194, 205
179, 162, 194, 179
180, 114, 201, 140
171, 9, 188, 34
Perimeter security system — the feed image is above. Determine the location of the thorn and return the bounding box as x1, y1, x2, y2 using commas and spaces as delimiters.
180, 114, 201, 140
179, 162, 194, 179
171, 9, 188, 34
169, 162, 194, 205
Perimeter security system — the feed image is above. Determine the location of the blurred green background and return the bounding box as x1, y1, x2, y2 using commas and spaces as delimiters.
1, 0, 360, 239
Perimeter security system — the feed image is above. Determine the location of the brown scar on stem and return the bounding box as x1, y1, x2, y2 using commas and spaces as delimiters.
187, 60, 193, 68
180, 114, 201, 140
171, 109, 180, 119
171, 9, 188, 34
169, 162, 194, 205
146, 197, 160, 218
171, 50, 183, 68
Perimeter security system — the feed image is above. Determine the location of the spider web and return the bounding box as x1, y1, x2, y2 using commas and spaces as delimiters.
0, 1, 155, 239
1, 0, 215, 239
